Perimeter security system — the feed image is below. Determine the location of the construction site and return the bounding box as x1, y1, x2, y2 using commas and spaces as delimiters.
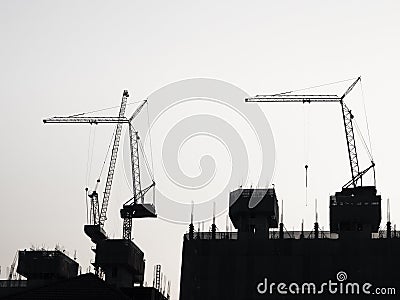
0, 77, 399, 300
0, 91, 169, 299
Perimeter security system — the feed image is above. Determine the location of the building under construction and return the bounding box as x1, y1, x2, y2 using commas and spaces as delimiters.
179, 78, 400, 299
0, 90, 168, 300
179, 186, 399, 300
0, 247, 168, 299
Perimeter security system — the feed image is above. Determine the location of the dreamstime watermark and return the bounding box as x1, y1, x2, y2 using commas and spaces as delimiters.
122, 78, 275, 224
257, 271, 396, 296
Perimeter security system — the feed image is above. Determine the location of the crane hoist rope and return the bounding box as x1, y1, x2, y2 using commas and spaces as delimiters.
245, 76, 375, 189
303, 103, 310, 206
86, 125, 97, 187
85, 126, 93, 187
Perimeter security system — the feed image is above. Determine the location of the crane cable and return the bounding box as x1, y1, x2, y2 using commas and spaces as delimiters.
85, 126, 116, 216
139, 141, 154, 180
88, 126, 97, 183
98, 129, 116, 180
85, 188, 89, 224
84, 126, 92, 223
360, 79, 376, 185
85, 126, 93, 187
275, 77, 358, 95
353, 119, 374, 161
68, 100, 145, 118
303, 104, 310, 207
146, 101, 156, 205
85, 125, 96, 224
360, 79, 374, 159
85, 125, 98, 187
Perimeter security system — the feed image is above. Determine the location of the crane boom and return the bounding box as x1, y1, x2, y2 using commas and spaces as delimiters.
44, 117, 129, 124
246, 95, 341, 102
245, 77, 373, 188
43, 97, 147, 124
98, 91, 128, 226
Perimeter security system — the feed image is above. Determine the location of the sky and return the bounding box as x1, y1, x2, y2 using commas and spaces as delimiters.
1, 1, 400, 299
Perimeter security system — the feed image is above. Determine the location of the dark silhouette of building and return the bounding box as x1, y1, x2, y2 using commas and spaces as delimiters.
179, 187, 399, 300
0, 249, 168, 300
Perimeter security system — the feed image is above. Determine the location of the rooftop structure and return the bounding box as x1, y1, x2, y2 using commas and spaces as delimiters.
229, 188, 279, 239
330, 186, 381, 239
17, 250, 78, 283
94, 239, 145, 289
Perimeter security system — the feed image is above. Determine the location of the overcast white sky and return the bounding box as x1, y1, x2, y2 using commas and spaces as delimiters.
1, 1, 400, 299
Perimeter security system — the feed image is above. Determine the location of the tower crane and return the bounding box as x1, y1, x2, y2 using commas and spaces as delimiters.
245, 77, 375, 188
43, 91, 155, 243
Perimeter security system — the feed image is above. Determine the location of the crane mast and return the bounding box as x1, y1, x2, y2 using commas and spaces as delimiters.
121, 124, 156, 240
245, 77, 374, 188
127, 101, 150, 203
130, 127, 142, 204
122, 126, 141, 240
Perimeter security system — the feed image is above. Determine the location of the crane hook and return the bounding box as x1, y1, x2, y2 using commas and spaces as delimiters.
305, 165, 308, 188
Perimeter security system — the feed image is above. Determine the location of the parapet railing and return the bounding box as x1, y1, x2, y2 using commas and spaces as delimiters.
184, 230, 400, 240
378, 230, 400, 239
0, 280, 27, 288
184, 231, 338, 240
